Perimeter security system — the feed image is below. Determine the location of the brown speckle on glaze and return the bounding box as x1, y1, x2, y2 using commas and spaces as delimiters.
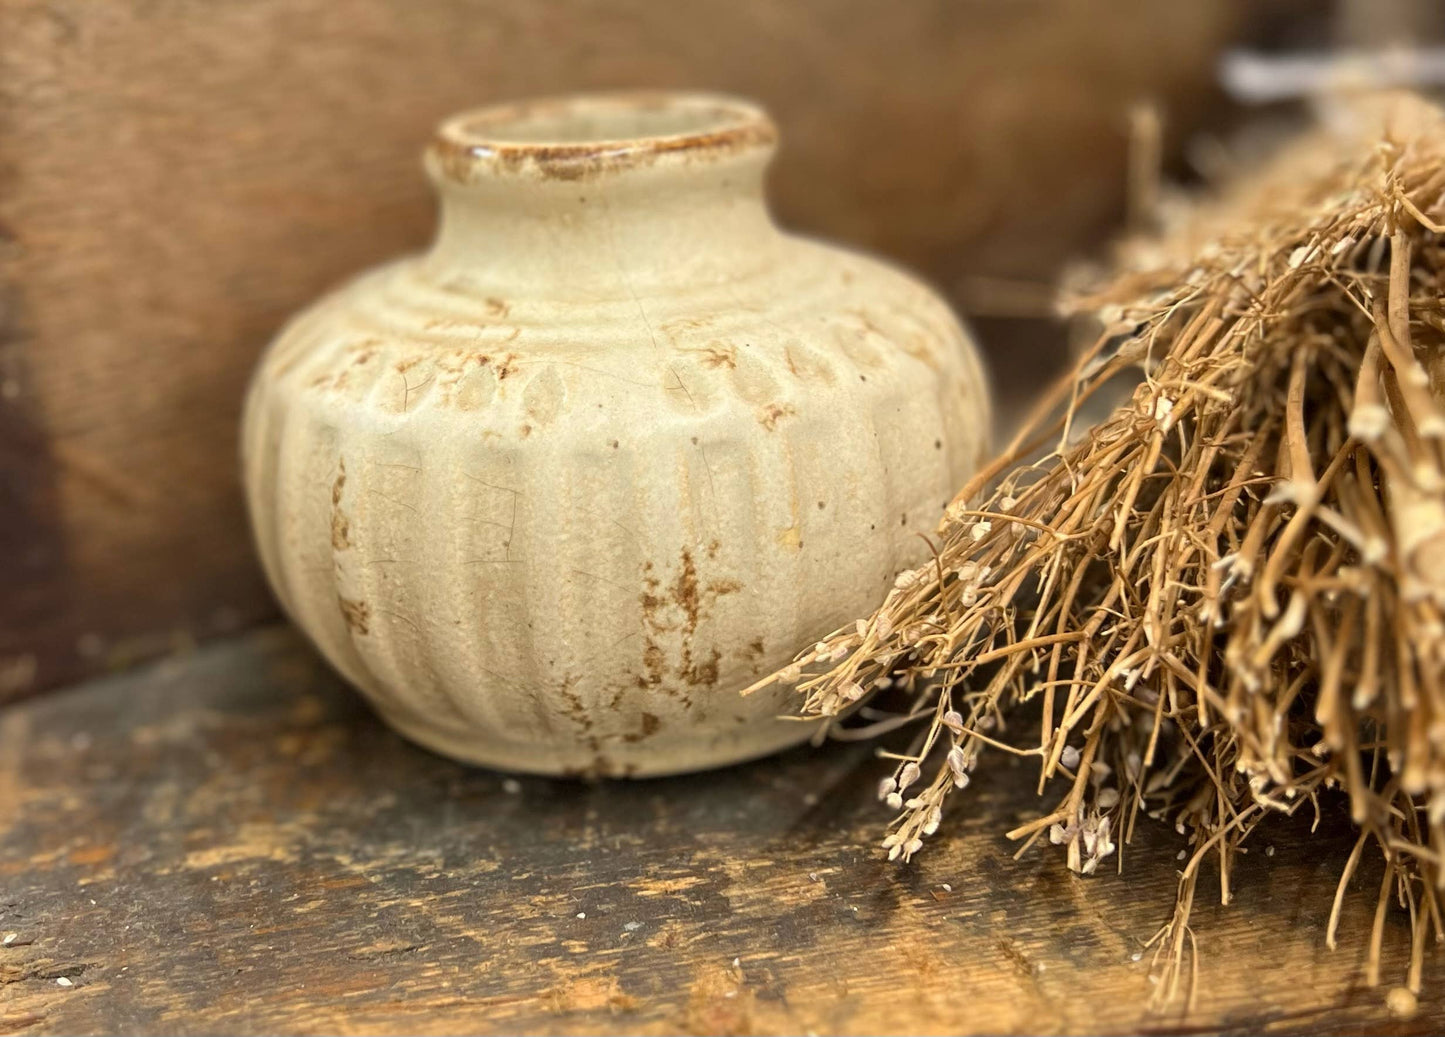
693, 342, 737, 369
330, 461, 352, 550
338, 597, 370, 636
758, 403, 794, 430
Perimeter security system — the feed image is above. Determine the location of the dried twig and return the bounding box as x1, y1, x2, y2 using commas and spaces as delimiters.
745, 91, 1445, 1001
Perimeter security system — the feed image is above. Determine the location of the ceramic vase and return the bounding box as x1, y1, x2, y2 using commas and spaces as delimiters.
241, 92, 990, 776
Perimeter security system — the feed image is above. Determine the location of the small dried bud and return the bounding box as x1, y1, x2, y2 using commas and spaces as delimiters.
1059, 745, 1081, 769
877, 776, 897, 800
840, 681, 867, 702
898, 762, 921, 789
905, 838, 923, 856
922, 808, 942, 835
1096, 787, 1120, 810
778, 663, 803, 684
887, 843, 902, 861
885, 792, 904, 811
946, 745, 968, 778
942, 710, 964, 733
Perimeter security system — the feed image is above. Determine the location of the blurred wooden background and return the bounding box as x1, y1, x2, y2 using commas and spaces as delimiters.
2, 0, 1301, 699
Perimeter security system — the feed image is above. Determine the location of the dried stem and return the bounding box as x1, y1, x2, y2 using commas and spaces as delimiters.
747, 91, 1445, 999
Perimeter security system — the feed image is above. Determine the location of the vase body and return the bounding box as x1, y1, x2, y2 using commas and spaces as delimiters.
241, 93, 990, 776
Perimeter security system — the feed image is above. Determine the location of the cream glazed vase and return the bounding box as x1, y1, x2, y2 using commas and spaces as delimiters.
242, 92, 990, 777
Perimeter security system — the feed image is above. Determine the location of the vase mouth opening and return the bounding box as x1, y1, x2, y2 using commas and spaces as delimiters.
429, 92, 777, 184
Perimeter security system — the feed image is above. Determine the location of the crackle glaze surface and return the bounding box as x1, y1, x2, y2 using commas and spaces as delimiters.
242, 93, 990, 775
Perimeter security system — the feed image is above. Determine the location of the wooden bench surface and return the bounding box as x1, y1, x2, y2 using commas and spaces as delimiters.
1, 628, 1439, 1034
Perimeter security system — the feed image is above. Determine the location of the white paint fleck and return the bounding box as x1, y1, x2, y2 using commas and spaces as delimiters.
56, 977, 73, 988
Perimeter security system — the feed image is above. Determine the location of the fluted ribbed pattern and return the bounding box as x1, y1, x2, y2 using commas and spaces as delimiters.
243, 234, 989, 776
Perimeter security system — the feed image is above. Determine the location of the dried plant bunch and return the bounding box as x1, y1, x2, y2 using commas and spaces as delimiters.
745, 91, 1445, 999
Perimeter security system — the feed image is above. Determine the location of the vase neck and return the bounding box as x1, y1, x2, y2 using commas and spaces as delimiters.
419, 93, 786, 298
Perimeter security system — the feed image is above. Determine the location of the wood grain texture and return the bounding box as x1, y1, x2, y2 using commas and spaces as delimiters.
0, 627, 1440, 1035
0, 0, 1247, 698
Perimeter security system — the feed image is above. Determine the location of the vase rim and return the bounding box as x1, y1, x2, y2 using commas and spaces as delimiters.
428, 91, 777, 184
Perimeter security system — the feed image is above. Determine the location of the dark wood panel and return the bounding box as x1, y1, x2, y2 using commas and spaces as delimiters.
0, 628, 1437, 1034
0, 0, 1248, 698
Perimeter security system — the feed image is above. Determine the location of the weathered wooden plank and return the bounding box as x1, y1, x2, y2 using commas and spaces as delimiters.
0, 628, 1438, 1034
0, 0, 1249, 698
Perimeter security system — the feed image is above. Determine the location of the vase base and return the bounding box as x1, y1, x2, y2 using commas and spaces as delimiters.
372, 699, 822, 779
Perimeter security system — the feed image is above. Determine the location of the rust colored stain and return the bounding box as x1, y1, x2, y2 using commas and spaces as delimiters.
680, 647, 721, 688
695, 343, 736, 369
759, 403, 794, 430
329, 461, 350, 551
673, 549, 699, 635
638, 550, 702, 635
640, 643, 666, 687
557, 679, 595, 735
338, 596, 370, 636
623, 711, 662, 743
633, 548, 739, 693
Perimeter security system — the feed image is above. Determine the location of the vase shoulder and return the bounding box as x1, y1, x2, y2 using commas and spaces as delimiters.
258, 236, 986, 436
